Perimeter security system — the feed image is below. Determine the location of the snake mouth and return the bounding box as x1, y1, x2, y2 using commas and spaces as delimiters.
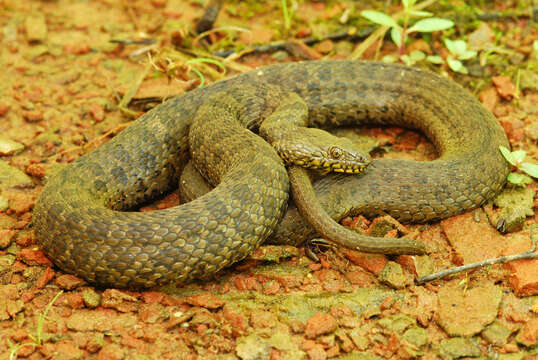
291, 157, 370, 174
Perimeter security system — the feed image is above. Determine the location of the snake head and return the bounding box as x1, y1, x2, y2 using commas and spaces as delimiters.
274, 128, 372, 174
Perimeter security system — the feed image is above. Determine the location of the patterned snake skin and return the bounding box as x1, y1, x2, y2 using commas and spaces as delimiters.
33, 61, 510, 288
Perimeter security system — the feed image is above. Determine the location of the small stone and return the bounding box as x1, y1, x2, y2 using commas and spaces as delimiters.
367, 215, 408, 237
17, 249, 53, 266
378, 261, 412, 289
305, 312, 338, 339
316, 39, 334, 54
0, 137, 24, 155
270, 50, 288, 61
0, 229, 16, 249
494, 187, 536, 233
437, 282, 502, 337
0, 102, 10, 116
503, 230, 538, 296
402, 327, 428, 348
348, 327, 369, 350
441, 209, 506, 263
56, 274, 86, 290
25, 13, 47, 42
515, 318, 538, 347
96, 343, 125, 360
439, 337, 481, 359
86, 332, 105, 353
183, 293, 225, 309
342, 249, 387, 275
0, 255, 15, 272
378, 314, 416, 333
519, 69, 538, 92
0, 161, 34, 189
0, 196, 7, 211
492, 76, 517, 99
101, 289, 138, 312
524, 120, 538, 141
482, 321, 512, 346
236, 334, 271, 360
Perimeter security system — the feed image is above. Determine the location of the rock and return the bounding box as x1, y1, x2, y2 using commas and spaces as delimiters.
236, 334, 272, 360
441, 209, 506, 263
378, 314, 416, 333
439, 337, 481, 359
0, 161, 34, 189
481, 321, 512, 346
249, 245, 300, 262
524, 120, 538, 141
437, 282, 502, 337
494, 187, 536, 233
378, 261, 413, 289
519, 69, 538, 92
342, 249, 387, 275
402, 327, 428, 348
0, 137, 24, 155
25, 13, 47, 42
183, 293, 225, 309
305, 312, 337, 339
0, 229, 16, 249
502, 229, 538, 296
0, 196, 7, 211
515, 317, 538, 347
55, 274, 86, 290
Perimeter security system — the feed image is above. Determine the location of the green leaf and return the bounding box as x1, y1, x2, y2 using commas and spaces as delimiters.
521, 162, 538, 178
391, 26, 402, 47
511, 150, 527, 164
427, 55, 444, 64
458, 50, 477, 60
499, 146, 516, 165
507, 172, 533, 185
361, 10, 398, 27
410, 50, 426, 62
382, 54, 398, 63
407, 10, 433, 17
408, 18, 454, 33
444, 39, 466, 55
447, 58, 467, 74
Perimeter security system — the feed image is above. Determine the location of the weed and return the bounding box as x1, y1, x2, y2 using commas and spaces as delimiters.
281, 0, 292, 36
8, 291, 63, 359
499, 146, 538, 185
361, 0, 453, 56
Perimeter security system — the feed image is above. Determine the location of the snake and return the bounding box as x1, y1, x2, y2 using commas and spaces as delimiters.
33, 61, 510, 288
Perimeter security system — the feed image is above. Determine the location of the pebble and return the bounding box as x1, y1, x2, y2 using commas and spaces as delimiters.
0, 160, 33, 189
0, 137, 24, 155
25, 14, 47, 43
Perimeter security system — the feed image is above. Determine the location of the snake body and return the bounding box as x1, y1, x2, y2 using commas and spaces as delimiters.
34, 61, 510, 288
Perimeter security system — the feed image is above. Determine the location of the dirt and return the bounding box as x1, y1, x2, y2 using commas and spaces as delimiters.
0, 0, 537, 359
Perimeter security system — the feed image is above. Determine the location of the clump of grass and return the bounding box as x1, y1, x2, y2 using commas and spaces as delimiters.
8, 291, 63, 360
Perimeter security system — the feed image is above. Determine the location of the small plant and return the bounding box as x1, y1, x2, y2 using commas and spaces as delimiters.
443, 38, 477, 74
8, 291, 63, 360
281, 0, 292, 35
361, 0, 454, 55
499, 146, 538, 185
185, 57, 226, 87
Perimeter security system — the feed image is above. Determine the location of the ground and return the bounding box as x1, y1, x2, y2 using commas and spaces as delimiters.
0, 0, 537, 359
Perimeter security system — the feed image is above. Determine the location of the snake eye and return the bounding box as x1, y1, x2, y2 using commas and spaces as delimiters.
329, 147, 343, 159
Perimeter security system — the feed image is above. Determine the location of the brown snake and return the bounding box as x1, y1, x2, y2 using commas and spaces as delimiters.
33, 61, 510, 288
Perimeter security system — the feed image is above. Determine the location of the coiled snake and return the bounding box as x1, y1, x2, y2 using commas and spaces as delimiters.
33, 61, 510, 288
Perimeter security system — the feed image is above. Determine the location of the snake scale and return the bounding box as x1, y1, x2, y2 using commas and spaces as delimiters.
34, 61, 510, 288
